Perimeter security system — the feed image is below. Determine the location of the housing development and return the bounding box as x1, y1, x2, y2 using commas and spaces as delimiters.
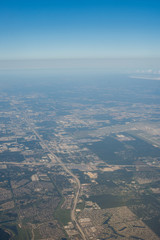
0, 75, 160, 240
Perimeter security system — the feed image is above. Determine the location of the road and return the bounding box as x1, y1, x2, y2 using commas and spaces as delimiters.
23, 113, 87, 240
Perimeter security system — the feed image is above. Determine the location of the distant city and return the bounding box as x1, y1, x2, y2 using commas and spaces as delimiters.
0, 73, 160, 239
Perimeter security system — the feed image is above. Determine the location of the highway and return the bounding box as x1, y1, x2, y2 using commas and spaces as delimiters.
23, 113, 87, 240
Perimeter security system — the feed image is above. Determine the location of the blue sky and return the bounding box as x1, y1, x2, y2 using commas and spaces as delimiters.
0, 0, 160, 60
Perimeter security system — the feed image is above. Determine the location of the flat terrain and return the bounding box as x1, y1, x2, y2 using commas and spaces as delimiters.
0, 74, 160, 239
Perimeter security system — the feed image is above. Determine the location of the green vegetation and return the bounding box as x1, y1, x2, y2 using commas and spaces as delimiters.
14, 225, 32, 240
0, 224, 31, 240
97, 169, 133, 184
54, 208, 71, 225
72, 169, 91, 184
144, 216, 160, 237
86, 194, 126, 209
86, 136, 130, 164
76, 199, 85, 210
17, 139, 42, 150
86, 134, 160, 165
0, 151, 24, 162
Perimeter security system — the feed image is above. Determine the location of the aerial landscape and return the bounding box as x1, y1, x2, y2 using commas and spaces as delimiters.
0, 0, 160, 239
0, 74, 160, 240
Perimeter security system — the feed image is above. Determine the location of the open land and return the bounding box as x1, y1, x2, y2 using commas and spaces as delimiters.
0, 75, 160, 239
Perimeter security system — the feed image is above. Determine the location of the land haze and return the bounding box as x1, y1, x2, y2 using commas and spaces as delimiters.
0, 72, 160, 240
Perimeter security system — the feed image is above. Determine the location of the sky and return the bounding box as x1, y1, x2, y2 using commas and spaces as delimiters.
0, 0, 160, 70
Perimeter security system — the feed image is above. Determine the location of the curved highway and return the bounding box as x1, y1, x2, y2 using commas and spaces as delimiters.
23, 113, 87, 240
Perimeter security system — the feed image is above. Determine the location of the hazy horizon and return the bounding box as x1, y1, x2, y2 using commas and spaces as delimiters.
0, 58, 160, 76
